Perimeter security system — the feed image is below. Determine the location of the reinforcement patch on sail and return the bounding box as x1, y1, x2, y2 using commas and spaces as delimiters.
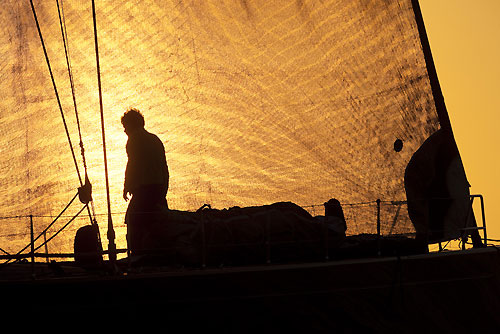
0, 0, 441, 254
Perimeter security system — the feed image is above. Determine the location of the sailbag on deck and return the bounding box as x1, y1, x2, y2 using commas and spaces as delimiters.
405, 128, 477, 244
0, 0, 477, 255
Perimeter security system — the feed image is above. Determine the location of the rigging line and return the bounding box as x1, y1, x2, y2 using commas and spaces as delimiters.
0, 247, 10, 256
91, 0, 116, 263
4, 193, 78, 266
34, 204, 88, 253
28, 192, 78, 252
56, 0, 84, 165
55, 0, 98, 225
29, 0, 83, 186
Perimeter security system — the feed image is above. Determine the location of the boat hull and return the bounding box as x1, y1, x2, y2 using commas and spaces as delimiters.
2, 247, 500, 332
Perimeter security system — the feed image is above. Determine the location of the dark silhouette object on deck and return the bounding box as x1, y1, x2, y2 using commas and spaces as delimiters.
74, 224, 102, 269
122, 108, 169, 255
404, 128, 482, 247
324, 198, 347, 232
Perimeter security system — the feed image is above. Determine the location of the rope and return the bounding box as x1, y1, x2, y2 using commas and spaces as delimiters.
0, 247, 10, 256
28, 193, 78, 252
29, 0, 82, 188
1, 200, 87, 269
0, 248, 128, 260
487, 238, 500, 243
92, 0, 117, 263
34, 204, 88, 253
56, 0, 86, 174
55, 0, 99, 232
2, 193, 78, 266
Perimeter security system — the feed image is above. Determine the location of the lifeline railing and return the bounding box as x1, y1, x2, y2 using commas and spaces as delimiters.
461, 194, 487, 249
0, 194, 489, 278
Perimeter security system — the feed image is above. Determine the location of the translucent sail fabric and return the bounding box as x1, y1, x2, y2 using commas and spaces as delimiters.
0, 0, 451, 254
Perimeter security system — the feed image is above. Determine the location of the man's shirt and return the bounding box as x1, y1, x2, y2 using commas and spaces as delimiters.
124, 128, 169, 194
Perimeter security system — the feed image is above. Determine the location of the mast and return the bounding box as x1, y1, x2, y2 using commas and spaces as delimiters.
91, 0, 116, 265
411, 0, 453, 133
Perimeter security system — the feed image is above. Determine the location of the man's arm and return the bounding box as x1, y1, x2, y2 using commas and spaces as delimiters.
123, 140, 135, 201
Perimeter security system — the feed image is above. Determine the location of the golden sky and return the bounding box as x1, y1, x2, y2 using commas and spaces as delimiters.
420, 0, 500, 241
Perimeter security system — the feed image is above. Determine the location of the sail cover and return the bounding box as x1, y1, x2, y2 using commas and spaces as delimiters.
0, 0, 468, 255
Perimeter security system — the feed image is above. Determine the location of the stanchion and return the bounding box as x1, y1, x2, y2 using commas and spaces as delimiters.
30, 215, 35, 279
266, 216, 271, 264
376, 199, 381, 256
201, 217, 206, 268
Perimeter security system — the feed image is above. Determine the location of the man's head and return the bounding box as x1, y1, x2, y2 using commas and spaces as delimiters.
121, 108, 145, 136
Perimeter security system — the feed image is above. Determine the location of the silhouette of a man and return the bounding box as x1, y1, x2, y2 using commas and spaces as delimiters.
122, 108, 169, 255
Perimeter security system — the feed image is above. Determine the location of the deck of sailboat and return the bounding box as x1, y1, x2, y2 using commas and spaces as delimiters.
2, 245, 500, 331
3, 243, 496, 280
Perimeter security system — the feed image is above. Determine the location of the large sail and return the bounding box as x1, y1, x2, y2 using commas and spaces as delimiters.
0, 0, 467, 255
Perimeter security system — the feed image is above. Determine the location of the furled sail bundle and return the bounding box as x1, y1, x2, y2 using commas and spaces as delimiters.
0, 0, 474, 255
